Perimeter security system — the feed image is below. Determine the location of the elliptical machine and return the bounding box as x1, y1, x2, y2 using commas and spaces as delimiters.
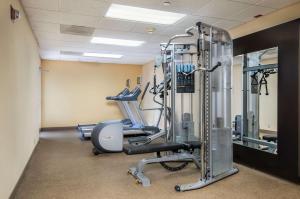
127, 66, 172, 145
91, 79, 165, 154
77, 88, 132, 139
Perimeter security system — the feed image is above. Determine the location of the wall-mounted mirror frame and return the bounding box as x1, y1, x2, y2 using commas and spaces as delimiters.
232, 19, 300, 183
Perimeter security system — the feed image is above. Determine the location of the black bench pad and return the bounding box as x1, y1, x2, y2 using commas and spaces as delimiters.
123, 141, 201, 155
262, 135, 277, 142
142, 126, 160, 133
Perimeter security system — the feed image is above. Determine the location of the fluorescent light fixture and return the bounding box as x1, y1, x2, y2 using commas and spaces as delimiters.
91, 37, 144, 47
83, 52, 123, 58
105, 4, 186, 25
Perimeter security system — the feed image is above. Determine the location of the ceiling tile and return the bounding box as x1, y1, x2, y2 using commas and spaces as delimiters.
22, 0, 60, 11
60, 13, 99, 27
59, 0, 110, 17
175, 15, 220, 28
38, 39, 87, 51
38, 41, 62, 51
231, 5, 275, 22
157, 0, 212, 15
30, 20, 60, 33
257, 0, 300, 9
213, 19, 243, 30
195, 0, 252, 21
158, 26, 188, 36
25, 8, 61, 23
93, 29, 149, 41
97, 18, 136, 32
231, 0, 300, 8
157, 16, 221, 36
130, 23, 166, 35
230, 0, 261, 5
148, 34, 172, 44
25, 8, 100, 28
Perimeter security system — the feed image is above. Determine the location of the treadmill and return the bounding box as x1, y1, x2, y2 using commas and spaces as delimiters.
121, 87, 160, 135
78, 86, 157, 139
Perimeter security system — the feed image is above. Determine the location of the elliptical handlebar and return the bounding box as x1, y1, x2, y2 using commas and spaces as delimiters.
139, 78, 168, 111
141, 82, 150, 101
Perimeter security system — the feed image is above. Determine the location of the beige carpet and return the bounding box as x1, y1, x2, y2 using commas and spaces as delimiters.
14, 130, 300, 199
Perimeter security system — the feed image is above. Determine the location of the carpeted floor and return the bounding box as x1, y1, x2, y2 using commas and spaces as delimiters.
14, 130, 300, 199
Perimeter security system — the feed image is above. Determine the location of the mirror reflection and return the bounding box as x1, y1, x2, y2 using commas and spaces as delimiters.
232, 47, 278, 154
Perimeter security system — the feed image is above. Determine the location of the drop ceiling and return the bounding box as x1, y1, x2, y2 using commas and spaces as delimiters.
21, 0, 300, 65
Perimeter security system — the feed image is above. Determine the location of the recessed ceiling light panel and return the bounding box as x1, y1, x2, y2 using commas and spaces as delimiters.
91, 37, 144, 47
83, 52, 123, 58
105, 4, 186, 25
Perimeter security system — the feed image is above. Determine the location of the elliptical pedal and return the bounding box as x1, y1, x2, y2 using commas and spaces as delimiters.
128, 136, 150, 145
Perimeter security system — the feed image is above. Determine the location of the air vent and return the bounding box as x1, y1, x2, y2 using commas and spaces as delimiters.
60, 24, 95, 36
60, 51, 83, 56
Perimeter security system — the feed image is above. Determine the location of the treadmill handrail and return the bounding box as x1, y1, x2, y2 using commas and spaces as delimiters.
119, 87, 142, 101
106, 88, 130, 100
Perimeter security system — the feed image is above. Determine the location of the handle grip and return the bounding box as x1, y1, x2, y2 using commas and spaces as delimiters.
207, 62, 222, 72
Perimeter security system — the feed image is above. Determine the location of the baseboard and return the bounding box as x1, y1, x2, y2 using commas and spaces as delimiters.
40, 126, 77, 132
9, 140, 39, 199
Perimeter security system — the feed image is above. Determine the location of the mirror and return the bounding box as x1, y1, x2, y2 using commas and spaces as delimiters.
232, 47, 278, 154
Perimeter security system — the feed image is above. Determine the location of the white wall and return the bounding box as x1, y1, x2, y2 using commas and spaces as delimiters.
0, 0, 41, 198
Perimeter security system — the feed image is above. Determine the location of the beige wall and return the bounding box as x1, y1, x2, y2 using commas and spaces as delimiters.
0, 0, 41, 198
41, 60, 142, 127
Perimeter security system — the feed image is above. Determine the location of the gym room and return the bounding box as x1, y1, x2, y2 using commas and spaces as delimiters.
1, 0, 300, 198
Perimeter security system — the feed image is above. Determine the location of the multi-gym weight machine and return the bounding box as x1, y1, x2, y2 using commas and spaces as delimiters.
124, 21, 238, 191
